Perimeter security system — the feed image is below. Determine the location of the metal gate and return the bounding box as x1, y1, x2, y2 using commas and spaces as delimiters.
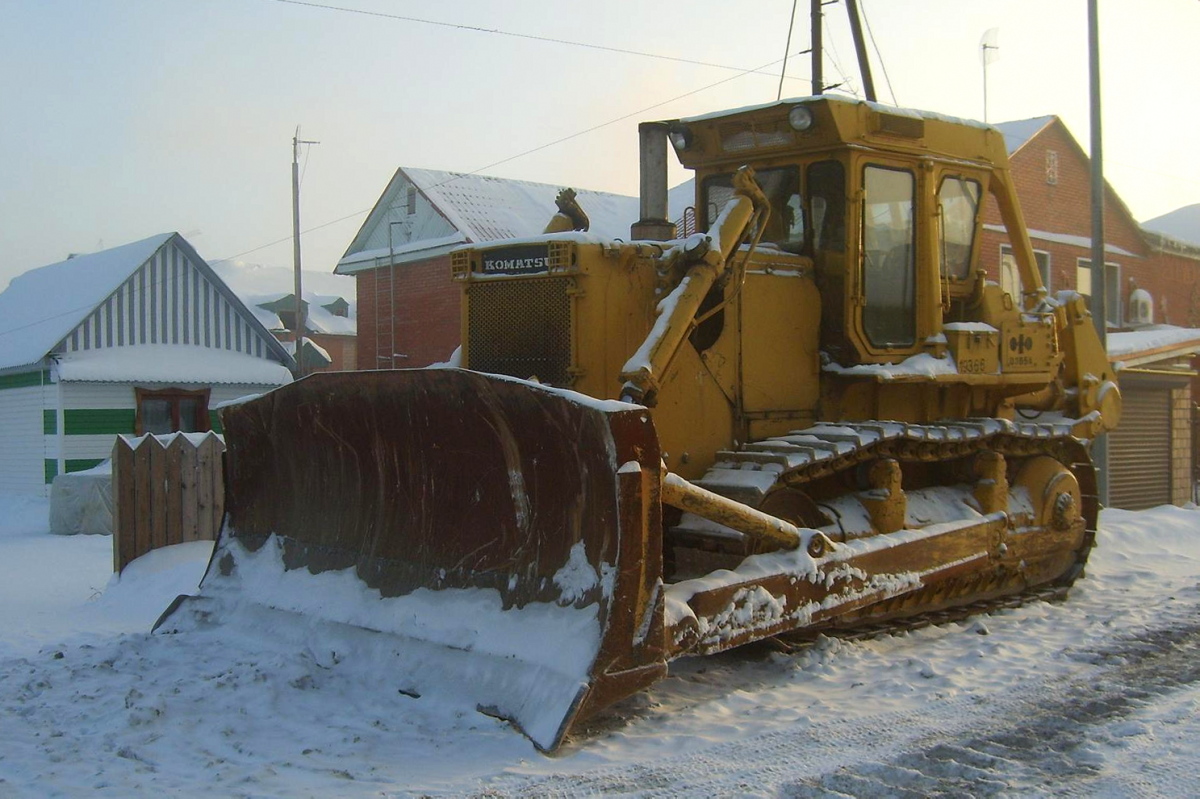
1108, 386, 1172, 510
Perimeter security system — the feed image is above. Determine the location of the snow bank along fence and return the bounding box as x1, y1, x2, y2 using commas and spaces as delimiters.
112, 432, 225, 572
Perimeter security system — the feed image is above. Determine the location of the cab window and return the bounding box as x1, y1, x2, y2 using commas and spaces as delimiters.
702, 167, 803, 251
862, 165, 916, 348
807, 160, 846, 253
938, 176, 981, 280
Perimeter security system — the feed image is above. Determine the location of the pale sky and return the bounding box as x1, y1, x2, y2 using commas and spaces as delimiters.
1, 0, 1197, 292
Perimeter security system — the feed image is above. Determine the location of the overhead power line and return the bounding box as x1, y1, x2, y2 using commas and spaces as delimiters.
270, 0, 799, 79
215, 48, 811, 264
0, 47, 808, 341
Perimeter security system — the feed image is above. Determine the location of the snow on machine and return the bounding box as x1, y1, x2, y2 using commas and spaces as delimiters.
157, 94, 1119, 751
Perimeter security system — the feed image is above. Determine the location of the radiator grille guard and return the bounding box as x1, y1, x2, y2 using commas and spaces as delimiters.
466, 277, 574, 386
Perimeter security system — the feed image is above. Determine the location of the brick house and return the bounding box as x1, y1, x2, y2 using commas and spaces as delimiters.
980, 116, 1200, 509
334, 168, 640, 369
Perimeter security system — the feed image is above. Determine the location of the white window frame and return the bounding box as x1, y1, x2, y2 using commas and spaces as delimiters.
999, 244, 1051, 301
1076, 258, 1121, 327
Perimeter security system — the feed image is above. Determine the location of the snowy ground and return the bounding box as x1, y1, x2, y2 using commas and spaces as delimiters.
2, 493, 1199, 798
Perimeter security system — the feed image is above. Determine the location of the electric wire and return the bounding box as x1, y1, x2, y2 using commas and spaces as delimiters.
859, 0, 897, 105
213, 48, 811, 264
0, 48, 811, 341
270, 0, 799, 80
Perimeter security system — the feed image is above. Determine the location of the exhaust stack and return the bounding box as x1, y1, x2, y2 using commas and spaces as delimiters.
630, 122, 676, 241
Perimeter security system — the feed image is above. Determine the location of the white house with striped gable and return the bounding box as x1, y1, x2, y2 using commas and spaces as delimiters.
0, 232, 294, 496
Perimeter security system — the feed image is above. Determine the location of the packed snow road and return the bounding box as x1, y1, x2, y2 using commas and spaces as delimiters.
0, 496, 1198, 797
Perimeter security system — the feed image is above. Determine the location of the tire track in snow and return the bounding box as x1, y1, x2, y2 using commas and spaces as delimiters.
783, 620, 1200, 798
468, 614, 1200, 798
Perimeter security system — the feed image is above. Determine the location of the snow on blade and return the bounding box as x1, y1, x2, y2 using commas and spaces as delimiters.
159, 534, 606, 750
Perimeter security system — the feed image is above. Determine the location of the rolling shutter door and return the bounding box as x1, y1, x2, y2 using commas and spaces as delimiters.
1108, 387, 1171, 510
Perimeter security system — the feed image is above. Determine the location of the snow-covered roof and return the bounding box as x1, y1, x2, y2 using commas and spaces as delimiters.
281, 337, 332, 367
244, 293, 357, 336
403, 167, 639, 243
1142, 203, 1200, 248
681, 94, 994, 133
1107, 325, 1200, 366
0, 234, 173, 372
992, 116, 1055, 156
305, 302, 355, 335
338, 168, 650, 274
54, 345, 293, 386
983, 224, 1138, 257
210, 260, 358, 310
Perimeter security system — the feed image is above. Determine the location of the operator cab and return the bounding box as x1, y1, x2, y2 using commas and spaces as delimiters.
662, 95, 1007, 367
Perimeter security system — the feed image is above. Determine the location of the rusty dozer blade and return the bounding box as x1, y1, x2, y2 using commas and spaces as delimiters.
154, 369, 668, 751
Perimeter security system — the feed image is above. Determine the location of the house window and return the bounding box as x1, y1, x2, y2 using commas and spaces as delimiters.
1045, 150, 1059, 185
999, 245, 1051, 301
406, 186, 417, 215
136, 388, 210, 435
1076, 258, 1121, 327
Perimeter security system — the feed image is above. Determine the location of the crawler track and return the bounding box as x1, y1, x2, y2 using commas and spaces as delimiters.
682, 418, 1099, 636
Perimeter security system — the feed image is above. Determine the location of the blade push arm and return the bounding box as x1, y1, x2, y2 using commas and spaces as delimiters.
620, 167, 769, 405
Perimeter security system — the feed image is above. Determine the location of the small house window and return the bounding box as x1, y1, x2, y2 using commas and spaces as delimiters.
1045, 150, 1059, 185
999, 245, 1051, 301
406, 186, 417, 215
136, 388, 210, 435
1076, 258, 1121, 327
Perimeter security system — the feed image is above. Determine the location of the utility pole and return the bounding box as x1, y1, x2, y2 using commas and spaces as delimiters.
1087, 0, 1109, 505
292, 127, 319, 378
811, 0, 823, 95
844, 0, 876, 102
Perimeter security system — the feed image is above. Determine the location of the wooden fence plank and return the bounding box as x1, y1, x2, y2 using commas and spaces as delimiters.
113, 437, 136, 572
165, 436, 184, 546
149, 438, 168, 553
180, 436, 199, 542
197, 435, 219, 542
132, 438, 153, 569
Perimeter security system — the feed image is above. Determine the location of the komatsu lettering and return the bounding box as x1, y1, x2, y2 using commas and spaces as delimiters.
485, 256, 547, 272
480, 245, 552, 275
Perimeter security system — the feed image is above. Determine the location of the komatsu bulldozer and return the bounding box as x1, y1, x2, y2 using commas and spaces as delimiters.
157, 95, 1119, 751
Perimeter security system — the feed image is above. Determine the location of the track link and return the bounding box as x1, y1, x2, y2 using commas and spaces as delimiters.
696, 418, 1088, 507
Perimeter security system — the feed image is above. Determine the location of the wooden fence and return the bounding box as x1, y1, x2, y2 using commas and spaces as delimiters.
112, 432, 225, 573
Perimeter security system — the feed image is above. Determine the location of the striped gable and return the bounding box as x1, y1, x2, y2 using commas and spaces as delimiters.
58, 237, 281, 362
0, 233, 293, 374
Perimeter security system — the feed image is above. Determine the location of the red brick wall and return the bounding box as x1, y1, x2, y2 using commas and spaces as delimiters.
355, 254, 461, 369
978, 118, 1200, 327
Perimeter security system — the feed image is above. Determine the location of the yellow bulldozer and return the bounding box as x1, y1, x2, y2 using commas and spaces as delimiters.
157, 94, 1119, 751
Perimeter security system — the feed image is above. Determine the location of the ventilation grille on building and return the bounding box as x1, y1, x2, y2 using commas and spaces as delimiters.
1045, 150, 1059, 185
466, 278, 574, 386
450, 250, 471, 280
